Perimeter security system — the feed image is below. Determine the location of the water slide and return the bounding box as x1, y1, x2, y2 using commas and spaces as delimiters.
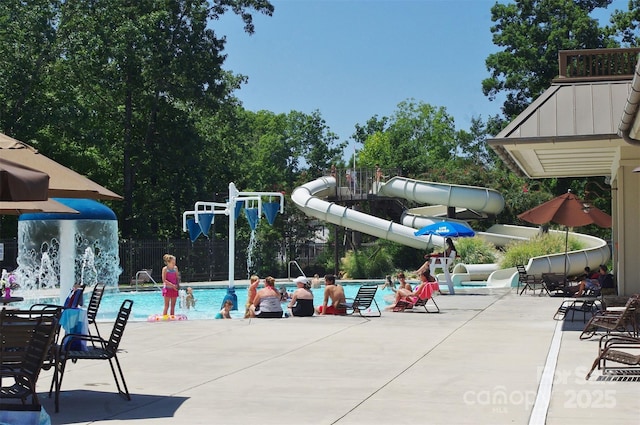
292, 176, 610, 288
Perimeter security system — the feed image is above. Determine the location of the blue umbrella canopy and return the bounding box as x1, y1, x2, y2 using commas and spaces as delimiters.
414, 221, 475, 237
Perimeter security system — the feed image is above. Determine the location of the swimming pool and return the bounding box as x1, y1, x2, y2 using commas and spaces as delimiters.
95, 284, 397, 321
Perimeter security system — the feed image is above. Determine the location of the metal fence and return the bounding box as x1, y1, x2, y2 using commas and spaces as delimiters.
0, 238, 333, 285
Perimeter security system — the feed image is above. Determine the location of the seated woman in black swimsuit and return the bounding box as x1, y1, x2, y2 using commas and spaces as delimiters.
288, 276, 314, 317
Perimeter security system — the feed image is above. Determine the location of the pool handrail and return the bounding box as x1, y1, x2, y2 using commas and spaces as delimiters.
288, 261, 306, 281
134, 270, 161, 292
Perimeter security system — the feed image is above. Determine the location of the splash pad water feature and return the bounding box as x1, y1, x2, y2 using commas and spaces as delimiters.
183, 182, 284, 310
16, 198, 121, 302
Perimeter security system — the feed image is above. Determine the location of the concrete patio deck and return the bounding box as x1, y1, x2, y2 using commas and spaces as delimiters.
28, 289, 640, 424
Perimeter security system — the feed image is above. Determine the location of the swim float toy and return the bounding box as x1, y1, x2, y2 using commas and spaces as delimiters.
147, 314, 188, 322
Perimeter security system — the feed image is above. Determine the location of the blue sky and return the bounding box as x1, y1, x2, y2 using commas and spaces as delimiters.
215, 0, 628, 157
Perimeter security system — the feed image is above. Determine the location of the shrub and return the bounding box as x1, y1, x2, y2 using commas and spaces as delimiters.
500, 233, 584, 268
341, 245, 394, 279
455, 237, 497, 264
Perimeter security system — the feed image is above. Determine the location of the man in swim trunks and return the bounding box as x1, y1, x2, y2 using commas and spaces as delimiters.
316, 274, 346, 315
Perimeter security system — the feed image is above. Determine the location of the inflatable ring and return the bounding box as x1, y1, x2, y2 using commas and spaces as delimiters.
147, 314, 188, 322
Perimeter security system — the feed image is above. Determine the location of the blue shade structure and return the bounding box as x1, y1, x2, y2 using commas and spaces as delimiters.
196, 212, 214, 235
186, 218, 203, 242
234, 202, 243, 220
245, 208, 259, 230
263, 202, 280, 225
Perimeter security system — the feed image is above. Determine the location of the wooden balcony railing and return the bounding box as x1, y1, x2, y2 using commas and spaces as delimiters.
556, 47, 640, 82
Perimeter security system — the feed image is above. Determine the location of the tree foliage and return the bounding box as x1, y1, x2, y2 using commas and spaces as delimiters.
607, 0, 640, 45
356, 99, 457, 176
483, 0, 616, 119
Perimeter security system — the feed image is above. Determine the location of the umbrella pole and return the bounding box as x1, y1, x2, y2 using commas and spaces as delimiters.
564, 226, 569, 285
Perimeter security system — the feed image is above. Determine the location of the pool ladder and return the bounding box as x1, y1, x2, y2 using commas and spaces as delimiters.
134, 270, 162, 292
288, 261, 306, 281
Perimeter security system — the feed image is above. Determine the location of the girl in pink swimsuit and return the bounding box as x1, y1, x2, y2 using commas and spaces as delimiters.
162, 254, 180, 315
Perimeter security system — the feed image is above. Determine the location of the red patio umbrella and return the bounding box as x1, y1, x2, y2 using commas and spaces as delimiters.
517, 190, 612, 281
517, 190, 611, 228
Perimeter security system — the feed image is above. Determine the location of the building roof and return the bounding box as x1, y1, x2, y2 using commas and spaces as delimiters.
488, 81, 632, 178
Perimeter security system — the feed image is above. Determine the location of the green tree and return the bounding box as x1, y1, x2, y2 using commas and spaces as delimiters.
52, 0, 274, 237
455, 117, 496, 167
608, 0, 640, 45
483, 0, 616, 119
357, 99, 457, 176
352, 115, 388, 145
293, 110, 345, 178
0, 0, 60, 138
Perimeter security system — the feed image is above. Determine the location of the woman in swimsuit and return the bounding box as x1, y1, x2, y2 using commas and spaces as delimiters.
249, 276, 283, 318
288, 276, 314, 317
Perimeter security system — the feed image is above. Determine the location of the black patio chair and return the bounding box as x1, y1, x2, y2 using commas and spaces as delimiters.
53, 299, 134, 413
341, 285, 380, 317
86, 283, 106, 339
517, 265, 547, 295
553, 287, 604, 322
0, 308, 61, 407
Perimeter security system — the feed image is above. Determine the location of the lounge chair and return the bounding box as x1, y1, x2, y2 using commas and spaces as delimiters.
393, 282, 440, 313
0, 308, 62, 407
579, 296, 638, 340
517, 265, 545, 295
553, 287, 603, 322
341, 285, 380, 317
586, 335, 640, 380
542, 272, 569, 295
53, 299, 134, 413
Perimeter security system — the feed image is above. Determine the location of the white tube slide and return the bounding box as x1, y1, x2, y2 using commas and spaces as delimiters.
482, 224, 610, 287
291, 177, 434, 250
293, 176, 610, 289
379, 177, 505, 215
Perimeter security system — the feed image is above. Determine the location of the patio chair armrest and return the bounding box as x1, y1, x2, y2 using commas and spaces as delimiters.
60, 333, 105, 352
29, 303, 64, 313
0, 368, 33, 383
599, 334, 640, 350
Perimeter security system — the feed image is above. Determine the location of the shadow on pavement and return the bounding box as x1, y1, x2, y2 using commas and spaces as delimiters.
41, 390, 188, 425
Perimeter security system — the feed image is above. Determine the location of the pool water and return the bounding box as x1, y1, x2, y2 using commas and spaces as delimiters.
96, 284, 398, 321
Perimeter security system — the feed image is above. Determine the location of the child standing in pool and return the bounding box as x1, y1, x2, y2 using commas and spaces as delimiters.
162, 254, 180, 316
216, 299, 233, 319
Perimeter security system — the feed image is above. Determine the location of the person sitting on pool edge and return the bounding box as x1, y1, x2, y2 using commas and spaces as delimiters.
249, 276, 284, 318
288, 276, 314, 317
244, 275, 260, 318
316, 274, 346, 315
